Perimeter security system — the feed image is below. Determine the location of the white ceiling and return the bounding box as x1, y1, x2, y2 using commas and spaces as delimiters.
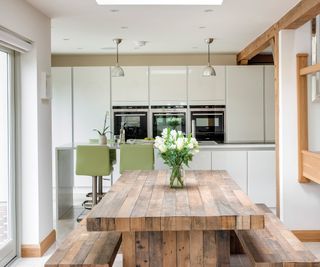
26, 0, 300, 54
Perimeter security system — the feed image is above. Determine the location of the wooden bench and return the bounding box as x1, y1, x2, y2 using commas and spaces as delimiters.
235, 204, 320, 267
45, 217, 121, 267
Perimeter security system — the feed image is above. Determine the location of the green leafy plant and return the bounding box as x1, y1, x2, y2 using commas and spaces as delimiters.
93, 111, 111, 136
167, 117, 181, 130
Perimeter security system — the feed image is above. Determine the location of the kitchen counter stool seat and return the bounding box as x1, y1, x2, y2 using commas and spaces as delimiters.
76, 145, 113, 208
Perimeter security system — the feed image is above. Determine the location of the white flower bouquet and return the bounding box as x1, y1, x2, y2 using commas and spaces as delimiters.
154, 128, 199, 188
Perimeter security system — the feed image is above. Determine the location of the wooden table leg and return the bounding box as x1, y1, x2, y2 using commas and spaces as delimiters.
216, 230, 230, 266
122, 230, 230, 267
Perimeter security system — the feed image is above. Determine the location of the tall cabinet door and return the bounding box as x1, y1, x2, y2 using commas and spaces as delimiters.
73, 67, 111, 143
226, 66, 264, 143
188, 66, 225, 105
52, 67, 73, 148
264, 66, 275, 142
112, 66, 149, 106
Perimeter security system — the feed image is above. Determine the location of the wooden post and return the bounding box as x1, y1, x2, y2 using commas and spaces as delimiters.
270, 35, 281, 217
296, 54, 310, 183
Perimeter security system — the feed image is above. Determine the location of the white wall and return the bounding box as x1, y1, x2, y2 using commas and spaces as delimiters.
0, 0, 52, 245
279, 22, 320, 230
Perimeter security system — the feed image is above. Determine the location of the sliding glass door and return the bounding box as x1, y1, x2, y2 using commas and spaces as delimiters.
0, 48, 16, 266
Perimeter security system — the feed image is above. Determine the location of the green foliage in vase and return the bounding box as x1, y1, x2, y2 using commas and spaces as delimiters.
93, 111, 111, 136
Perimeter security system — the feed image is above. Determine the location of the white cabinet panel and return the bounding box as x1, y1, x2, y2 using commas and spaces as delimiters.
52, 67, 72, 148
188, 66, 225, 105
186, 151, 212, 170
154, 150, 170, 170
150, 66, 187, 105
264, 66, 275, 142
73, 67, 111, 143
248, 151, 276, 207
226, 66, 264, 143
212, 151, 247, 193
112, 66, 149, 105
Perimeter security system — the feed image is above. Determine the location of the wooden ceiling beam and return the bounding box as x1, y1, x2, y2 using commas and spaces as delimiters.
237, 0, 320, 64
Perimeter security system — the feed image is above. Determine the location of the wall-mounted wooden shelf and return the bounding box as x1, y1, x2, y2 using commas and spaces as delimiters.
297, 54, 320, 184
302, 150, 320, 184
300, 63, 320, 76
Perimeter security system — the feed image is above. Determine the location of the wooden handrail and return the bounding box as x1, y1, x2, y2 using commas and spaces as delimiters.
302, 150, 320, 184
300, 63, 320, 76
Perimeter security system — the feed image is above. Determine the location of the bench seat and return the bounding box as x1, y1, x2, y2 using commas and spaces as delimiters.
45, 219, 121, 267
235, 204, 320, 267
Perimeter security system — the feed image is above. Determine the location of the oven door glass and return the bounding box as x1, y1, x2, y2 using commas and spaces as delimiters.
153, 113, 186, 137
114, 112, 148, 140
192, 112, 224, 142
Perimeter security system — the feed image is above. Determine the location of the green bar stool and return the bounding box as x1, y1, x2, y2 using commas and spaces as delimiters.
120, 144, 154, 173
76, 145, 113, 208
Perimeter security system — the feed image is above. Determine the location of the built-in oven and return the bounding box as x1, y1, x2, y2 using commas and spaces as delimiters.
190, 105, 225, 143
151, 106, 187, 137
113, 106, 149, 141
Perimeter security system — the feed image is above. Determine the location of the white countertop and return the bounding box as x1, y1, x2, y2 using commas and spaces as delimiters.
56, 141, 275, 151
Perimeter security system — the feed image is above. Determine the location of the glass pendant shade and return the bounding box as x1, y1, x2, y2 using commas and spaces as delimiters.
203, 38, 216, 76
203, 64, 216, 76
112, 38, 124, 77
112, 63, 124, 77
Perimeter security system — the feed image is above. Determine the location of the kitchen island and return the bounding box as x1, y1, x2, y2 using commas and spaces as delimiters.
54, 142, 275, 219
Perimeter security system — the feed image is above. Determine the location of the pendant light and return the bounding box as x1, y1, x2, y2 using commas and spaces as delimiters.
203, 38, 216, 76
112, 38, 124, 77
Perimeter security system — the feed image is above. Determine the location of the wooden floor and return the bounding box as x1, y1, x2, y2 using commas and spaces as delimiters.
0, 201, 8, 247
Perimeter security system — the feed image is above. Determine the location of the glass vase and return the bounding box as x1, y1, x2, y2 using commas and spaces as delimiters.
170, 165, 184, 188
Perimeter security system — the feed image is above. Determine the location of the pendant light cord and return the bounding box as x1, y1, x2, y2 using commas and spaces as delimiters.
207, 43, 210, 65
116, 43, 119, 64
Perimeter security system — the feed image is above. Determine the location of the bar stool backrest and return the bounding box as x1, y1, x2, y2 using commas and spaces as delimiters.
76, 145, 112, 177
120, 144, 154, 174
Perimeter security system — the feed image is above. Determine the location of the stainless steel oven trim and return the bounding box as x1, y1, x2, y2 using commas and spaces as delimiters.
115, 114, 147, 117
113, 109, 149, 113
192, 113, 224, 116
190, 108, 225, 112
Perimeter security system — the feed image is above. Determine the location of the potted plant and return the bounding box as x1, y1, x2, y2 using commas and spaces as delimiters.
93, 111, 111, 145
154, 128, 199, 188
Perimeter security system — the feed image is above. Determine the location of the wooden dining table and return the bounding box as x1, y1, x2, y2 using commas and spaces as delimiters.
86, 170, 265, 267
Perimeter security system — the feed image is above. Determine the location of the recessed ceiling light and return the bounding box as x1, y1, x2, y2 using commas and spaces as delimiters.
77, 48, 83, 50
110, 9, 119, 12
134, 40, 147, 47
199, 26, 206, 29
63, 38, 70, 41
101, 47, 116, 50
192, 46, 199, 49
204, 9, 213, 12
97, 0, 223, 5
121, 26, 128, 29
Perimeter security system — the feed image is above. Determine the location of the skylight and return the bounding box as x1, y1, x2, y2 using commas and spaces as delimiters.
96, 0, 223, 5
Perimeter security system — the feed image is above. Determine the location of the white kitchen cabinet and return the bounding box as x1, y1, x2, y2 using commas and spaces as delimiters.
73, 67, 111, 143
52, 67, 73, 189
188, 66, 225, 105
150, 66, 187, 105
186, 150, 212, 170
226, 66, 264, 143
112, 66, 149, 106
248, 150, 276, 207
154, 150, 170, 170
52, 67, 73, 148
73, 67, 111, 188
264, 65, 275, 142
212, 150, 247, 193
